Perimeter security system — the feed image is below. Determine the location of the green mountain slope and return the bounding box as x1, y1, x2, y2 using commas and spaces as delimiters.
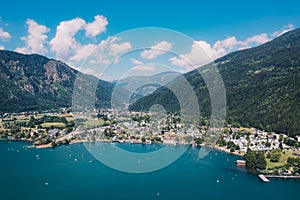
0, 50, 113, 113
130, 28, 300, 136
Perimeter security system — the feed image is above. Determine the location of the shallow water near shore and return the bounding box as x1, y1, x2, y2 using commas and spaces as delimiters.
0, 140, 299, 200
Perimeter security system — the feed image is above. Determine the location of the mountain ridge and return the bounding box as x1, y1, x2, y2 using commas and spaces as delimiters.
0, 50, 113, 113
130, 28, 300, 136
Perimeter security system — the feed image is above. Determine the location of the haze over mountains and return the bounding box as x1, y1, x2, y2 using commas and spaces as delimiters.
114, 71, 180, 103
131, 28, 300, 136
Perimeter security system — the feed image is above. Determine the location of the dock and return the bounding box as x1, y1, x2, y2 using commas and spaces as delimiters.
258, 174, 300, 182
265, 175, 300, 179
258, 174, 270, 183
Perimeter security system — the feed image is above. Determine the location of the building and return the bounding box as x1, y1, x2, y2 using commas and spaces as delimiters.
48, 129, 60, 139
236, 160, 246, 167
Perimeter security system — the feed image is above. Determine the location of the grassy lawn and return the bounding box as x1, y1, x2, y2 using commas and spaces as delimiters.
65, 117, 74, 122
238, 127, 255, 133
14, 116, 30, 120
266, 151, 297, 169
41, 122, 66, 128
83, 119, 105, 127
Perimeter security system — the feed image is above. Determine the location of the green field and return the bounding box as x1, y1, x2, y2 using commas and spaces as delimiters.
266, 151, 297, 169
82, 119, 105, 127
41, 122, 66, 128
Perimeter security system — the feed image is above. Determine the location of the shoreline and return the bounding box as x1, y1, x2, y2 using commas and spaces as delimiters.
41, 140, 246, 157
2, 138, 245, 157
204, 144, 245, 157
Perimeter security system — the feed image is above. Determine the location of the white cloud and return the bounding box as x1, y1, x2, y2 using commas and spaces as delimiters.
50, 17, 86, 60
170, 33, 272, 71
88, 37, 131, 65
170, 41, 219, 71
0, 27, 11, 41
0, 45, 4, 50
108, 40, 131, 57
141, 41, 172, 59
237, 33, 270, 50
85, 15, 108, 37
132, 65, 155, 71
170, 24, 294, 72
70, 43, 97, 62
15, 19, 50, 54
213, 36, 239, 52
272, 24, 294, 37
130, 58, 144, 65
73, 66, 101, 77
50, 16, 110, 65
245, 33, 270, 44
213, 33, 270, 53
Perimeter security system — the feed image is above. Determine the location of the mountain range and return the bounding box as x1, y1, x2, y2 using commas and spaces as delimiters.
0, 50, 113, 113
130, 28, 300, 136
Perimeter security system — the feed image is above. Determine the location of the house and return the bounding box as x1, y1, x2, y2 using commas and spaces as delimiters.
112, 135, 118, 142
30, 130, 39, 137
48, 129, 60, 139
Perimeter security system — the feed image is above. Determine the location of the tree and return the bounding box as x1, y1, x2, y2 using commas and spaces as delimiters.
265, 142, 271, 148
255, 151, 267, 170
279, 135, 284, 142
279, 143, 283, 150
245, 148, 267, 170
194, 138, 204, 145
245, 149, 256, 168
51, 142, 57, 148
270, 153, 281, 162
227, 141, 236, 149
217, 138, 227, 147
269, 150, 281, 162
223, 128, 230, 135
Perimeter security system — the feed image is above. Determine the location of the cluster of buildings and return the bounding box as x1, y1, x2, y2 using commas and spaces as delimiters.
222, 128, 299, 153
44, 109, 299, 154
61, 109, 200, 145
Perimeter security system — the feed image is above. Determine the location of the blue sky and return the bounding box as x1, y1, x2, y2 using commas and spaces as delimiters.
0, 0, 299, 80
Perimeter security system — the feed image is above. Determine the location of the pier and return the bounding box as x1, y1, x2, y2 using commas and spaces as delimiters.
258, 174, 270, 183
265, 175, 300, 179
258, 174, 300, 182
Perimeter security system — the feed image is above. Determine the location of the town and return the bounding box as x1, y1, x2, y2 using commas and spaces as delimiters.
0, 108, 300, 176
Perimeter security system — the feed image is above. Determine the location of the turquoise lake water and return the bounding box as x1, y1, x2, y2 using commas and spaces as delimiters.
0, 140, 299, 200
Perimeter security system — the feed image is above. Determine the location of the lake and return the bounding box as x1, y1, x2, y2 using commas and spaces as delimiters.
0, 141, 299, 200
